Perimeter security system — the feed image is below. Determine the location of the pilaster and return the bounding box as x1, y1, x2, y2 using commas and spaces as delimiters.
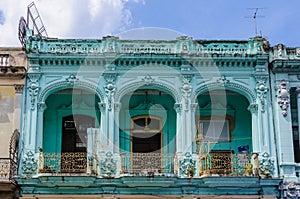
275, 80, 297, 182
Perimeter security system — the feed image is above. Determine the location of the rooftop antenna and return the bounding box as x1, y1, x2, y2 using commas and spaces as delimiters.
27, 1, 48, 37
246, 8, 266, 37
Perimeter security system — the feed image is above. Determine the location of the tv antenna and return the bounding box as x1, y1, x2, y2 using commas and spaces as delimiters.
27, 1, 48, 37
246, 8, 266, 36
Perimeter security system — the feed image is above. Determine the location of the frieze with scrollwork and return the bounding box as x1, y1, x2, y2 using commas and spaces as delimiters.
26, 35, 268, 57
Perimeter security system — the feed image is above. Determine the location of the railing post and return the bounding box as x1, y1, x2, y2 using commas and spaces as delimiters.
38, 148, 44, 173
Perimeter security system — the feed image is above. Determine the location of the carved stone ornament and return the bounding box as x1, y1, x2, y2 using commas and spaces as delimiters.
174, 103, 182, 113
104, 81, 116, 111
217, 75, 229, 86
280, 182, 300, 199
179, 152, 196, 177
100, 152, 117, 177
142, 74, 154, 86
277, 80, 290, 117
27, 73, 41, 110
66, 74, 78, 85
256, 80, 268, 112
258, 152, 274, 178
181, 79, 192, 111
248, 103, 258, 114
21, 151, 37, 176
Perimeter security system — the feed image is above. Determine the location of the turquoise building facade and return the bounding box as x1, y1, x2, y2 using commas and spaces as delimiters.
15, 27, 300, 198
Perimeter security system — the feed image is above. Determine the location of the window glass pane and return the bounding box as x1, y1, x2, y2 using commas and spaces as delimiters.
200, 120, 230, 142
133, 118, 145, 130
148, 118, 160, 130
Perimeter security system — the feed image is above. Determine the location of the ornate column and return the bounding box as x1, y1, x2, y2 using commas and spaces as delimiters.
174, 103, 183, 154
174, 80, 197, 177
19, 67, 41, 176
248, 103, 259, 152
180, 80, 193, 153
36, 102, 47, 151
97, 73, 119, 177
276, 80, 297, 182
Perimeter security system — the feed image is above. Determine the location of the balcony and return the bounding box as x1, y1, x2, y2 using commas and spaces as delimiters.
0, 158, 17, 183
37, 151, 255, 177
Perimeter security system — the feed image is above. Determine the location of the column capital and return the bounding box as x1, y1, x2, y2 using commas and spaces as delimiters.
174, 103, 182, 113
37, 102, 47, 111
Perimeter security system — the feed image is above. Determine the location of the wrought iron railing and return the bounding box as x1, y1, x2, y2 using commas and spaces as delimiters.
199, 151, 252, 176
38, 152, 87, 173
120, 152, 174, 175
0, 158, 17, 182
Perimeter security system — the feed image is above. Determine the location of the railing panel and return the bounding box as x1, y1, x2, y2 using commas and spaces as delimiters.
39, 152, 87, 173
121, 153, 174, 174
200, 151, 251, 176
0, 158, 16, 182
0, 158, 10, 181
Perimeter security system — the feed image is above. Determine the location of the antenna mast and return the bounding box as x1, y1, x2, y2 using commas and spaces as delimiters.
246, 8, 266, 37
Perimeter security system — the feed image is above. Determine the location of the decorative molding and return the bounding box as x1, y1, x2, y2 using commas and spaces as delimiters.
37, 102, 47, 111
277, 80, 290, 117
115, 80, 181, 103
248, 103, 258, 114
38, 80, 104, 103
100, 152, 117, 177
280, 182, 300, 199
193, 81, 256, 104
174, 103, 182, 113
256, 79, 268, 112
14, 84, 24, 93
142, 74, 154, 86
21, 151, 37, 176
217, 75, 229, 86
104, 82, 116, 111
181, 79, 192, 111
98, 102, 106, 112
178, 152, 196, 177
27, 73, 41, 110
258, 152, 274, 178
66, 74, 78, 85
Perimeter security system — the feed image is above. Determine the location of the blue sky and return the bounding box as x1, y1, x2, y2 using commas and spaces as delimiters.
0, 0, 299, 47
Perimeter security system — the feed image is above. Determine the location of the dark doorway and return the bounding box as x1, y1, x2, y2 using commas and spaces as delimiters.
62, 114, 95, 152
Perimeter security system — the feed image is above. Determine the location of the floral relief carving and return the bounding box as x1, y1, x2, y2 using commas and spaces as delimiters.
100, 152, 117, 177
277, 80, 290, 117
258, 152, 274, 178
27, 73, 41, 110
179, 152, 196, 177
256, 79, 268, 112
181, 79, 192, 111
21, 151, 37, 176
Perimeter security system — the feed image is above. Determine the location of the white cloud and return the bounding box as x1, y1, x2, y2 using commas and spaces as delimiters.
0, 0, 144, 47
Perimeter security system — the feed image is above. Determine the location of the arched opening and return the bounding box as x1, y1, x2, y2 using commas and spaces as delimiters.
131, 115, 162, 153
41, 88, 100, 173
119, 89, 176, 174
196, 90, 252, 175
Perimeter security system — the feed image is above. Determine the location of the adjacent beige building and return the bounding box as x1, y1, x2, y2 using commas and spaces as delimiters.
0, 47, 27, 199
